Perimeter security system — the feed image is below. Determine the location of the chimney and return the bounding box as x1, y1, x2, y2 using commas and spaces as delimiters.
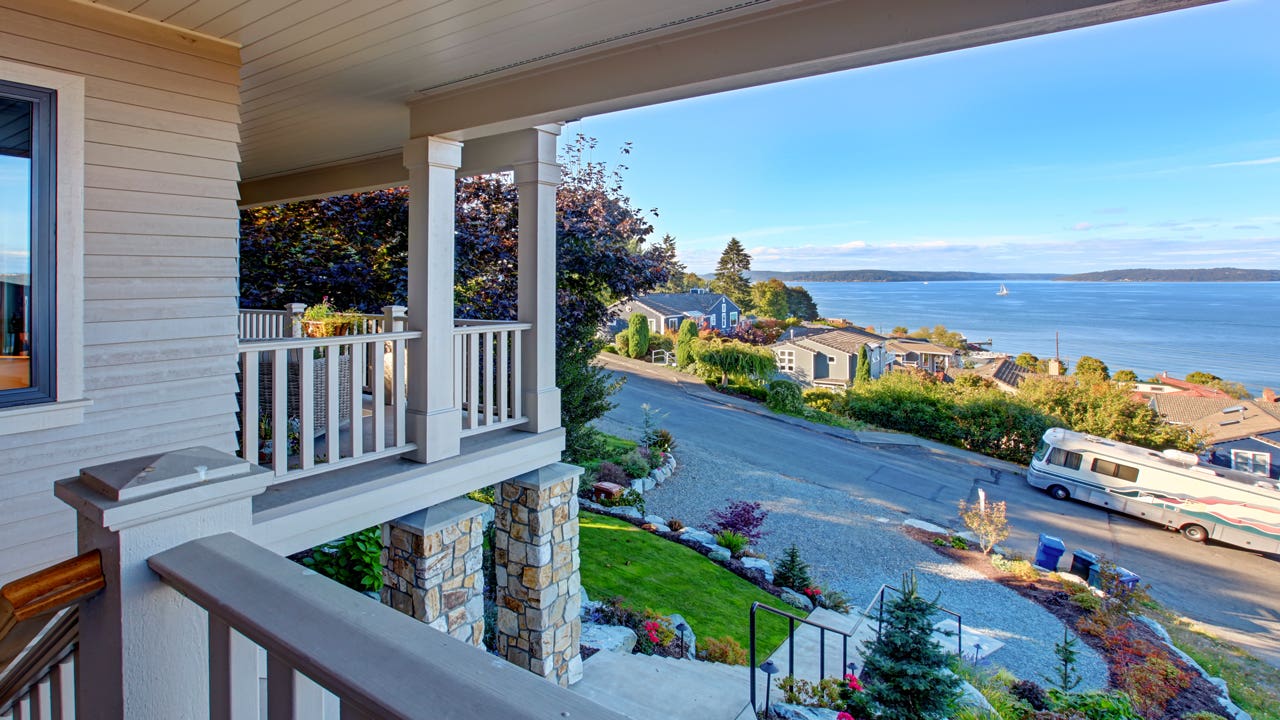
1265, 388, 1277, 403
1046, 358, 1064, 376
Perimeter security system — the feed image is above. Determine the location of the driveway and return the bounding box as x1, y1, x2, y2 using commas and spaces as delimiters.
596, 355, 1280, 670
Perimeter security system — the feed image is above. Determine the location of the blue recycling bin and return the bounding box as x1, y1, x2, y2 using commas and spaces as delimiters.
1115, 568, 1141, 591
1070, 549, 1099, 580
1034, 534, 1066, 571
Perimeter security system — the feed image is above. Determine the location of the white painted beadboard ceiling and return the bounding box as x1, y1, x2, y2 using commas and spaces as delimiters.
88, 0, 784, 181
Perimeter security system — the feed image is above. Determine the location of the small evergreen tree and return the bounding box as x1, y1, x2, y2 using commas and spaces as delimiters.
675, 319, 698, 368
856, 345, 872, 384
860, 572, 961, 720
1043, 627, 1084, 691
627, 312, 650, 359
709, 237, 752, 310
773, 544, 812, 591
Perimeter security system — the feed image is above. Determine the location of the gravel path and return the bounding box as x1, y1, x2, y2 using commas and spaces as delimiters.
595, 416, 1110, 690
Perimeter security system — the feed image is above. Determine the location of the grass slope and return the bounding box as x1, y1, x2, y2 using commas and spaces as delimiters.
580, 511, 792, 656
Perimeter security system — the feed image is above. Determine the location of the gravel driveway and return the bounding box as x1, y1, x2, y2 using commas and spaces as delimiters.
595, 416, 1109, 690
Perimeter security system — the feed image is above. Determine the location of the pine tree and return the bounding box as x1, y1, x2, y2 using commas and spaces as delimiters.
773, 544, 812, 591
709, 238, 752, 310
860, 572, 961, 720
856, 345, 872, 384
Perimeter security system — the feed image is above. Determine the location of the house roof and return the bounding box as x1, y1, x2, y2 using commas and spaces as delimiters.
631, 292, 733, 317
1148, 372, 1232, 398
968, 358, 1033, 389
773, 329, 884, 357
886, 338, 959, 356
1151, 396, 1280, 443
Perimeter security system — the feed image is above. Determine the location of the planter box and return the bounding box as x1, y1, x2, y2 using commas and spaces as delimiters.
258, 351, 353, 431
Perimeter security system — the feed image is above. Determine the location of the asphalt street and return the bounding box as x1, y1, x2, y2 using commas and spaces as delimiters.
597, 355, 1280, 669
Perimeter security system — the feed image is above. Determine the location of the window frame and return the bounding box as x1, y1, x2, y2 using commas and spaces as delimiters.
1231, 449, 1271, 476
1091, 458, 1139, 482
0, 60, 88, 436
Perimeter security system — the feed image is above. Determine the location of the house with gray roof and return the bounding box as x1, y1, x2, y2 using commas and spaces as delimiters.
1150, 395, 1280, 481
886, 338, 963, 373
771, 328, 887, 388
606, 290, 743, 337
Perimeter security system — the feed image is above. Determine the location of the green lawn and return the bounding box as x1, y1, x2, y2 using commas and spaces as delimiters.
580, 511, 793, 657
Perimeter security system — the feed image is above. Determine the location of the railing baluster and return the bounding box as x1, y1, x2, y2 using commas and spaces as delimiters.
467, 332, 480, 432
498, 329, 509, 421
392, 338, 406, 447
371, 339, 386, 453
512, 329, 523, 420
326, 342, 340, 465
240, 351, 259, 464
299, 349, 315, 471
788, 616, 795, 677
210, 615, 259, 720
265, 654, 295, 720
819, 627, 826, 679
52, 654, 74, 720
349, 343, 364, 459
749, 604, 757, 712
32, 676, 51, 720
272, 348, 287, 476
483, 330, 494, 428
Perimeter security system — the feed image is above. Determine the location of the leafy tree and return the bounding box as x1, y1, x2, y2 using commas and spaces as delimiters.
859, 572, 961, 720
660, 270, 708, 293
675, 319, 698, 368
1014, 352, 1041, 371
855, 345, 872, 384
909, 324, 966, 350
773, 544, 812, 591
1113, 369, 1138, 384
1074, 355, 1111, 383
1184, 371, 1220, 386
785, 285, 820, 321
1185, 371, 1250, 399
691, 338, 776, 387
709, 237, 752, 309
890, 326, 909, 337
1017, 376, 1201, 451
626, 312, 650, 359
750, 278, 790, 320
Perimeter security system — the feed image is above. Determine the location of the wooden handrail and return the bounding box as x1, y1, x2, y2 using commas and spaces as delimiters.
1, 550, 104, 675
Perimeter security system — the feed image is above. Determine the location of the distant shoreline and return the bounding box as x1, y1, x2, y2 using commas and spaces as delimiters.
746, 267, 1279, 283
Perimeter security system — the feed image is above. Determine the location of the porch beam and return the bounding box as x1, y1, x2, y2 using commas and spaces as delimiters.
513, 127, 562, 434
404, 136, 463, 463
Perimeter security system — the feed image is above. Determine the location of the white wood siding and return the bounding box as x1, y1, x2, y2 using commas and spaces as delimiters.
0, 2, 241, 585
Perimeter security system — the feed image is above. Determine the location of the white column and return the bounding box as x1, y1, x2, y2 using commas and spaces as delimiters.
404, 136, 463, 462
54, 448, 270, 720
512, 126, 562, 433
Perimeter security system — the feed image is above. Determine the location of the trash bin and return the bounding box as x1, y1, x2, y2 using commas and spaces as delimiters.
1070, 549, 1098, 579
1115, 568, 1141, 591
1034, 534, 1067, 571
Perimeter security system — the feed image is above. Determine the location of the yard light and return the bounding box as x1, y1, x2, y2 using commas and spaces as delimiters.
675, 621, 690, 659
759, 660, 779, 718
846, 661, 858, 676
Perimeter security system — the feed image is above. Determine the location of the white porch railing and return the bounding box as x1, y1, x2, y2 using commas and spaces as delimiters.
238, 330, 417, 480
238, 308, 290, 340
147, 533, 623, 720
452, 320, 531, 437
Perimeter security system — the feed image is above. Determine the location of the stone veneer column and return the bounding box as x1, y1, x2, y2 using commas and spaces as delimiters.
381, 497, 487, 646
493, 463, 583, 686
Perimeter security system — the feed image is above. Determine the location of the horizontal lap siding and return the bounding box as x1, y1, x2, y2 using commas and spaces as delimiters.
0, 3, 241, 585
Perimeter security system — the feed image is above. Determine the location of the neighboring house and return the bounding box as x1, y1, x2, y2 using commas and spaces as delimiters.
1150, 396, 1280, 481
1132, 372, 1232, 401
886, 338, 963, 373
949, 356, 1034, 393
606, 291, 742, 337
772, 328, 887, 388
0, 1, 1213, 717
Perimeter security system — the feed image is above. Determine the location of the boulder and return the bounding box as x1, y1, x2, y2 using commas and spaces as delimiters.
612, 505, 643, 520
708, 548, 731, 563
631, 476, 653, 494
580, 623, 638, 654
768, 703, 842, 720
580, 499, 607, 514
945, 671, 997, 716
680, 529, 717, 547
644, 514, 667, 527
740, 557, 774, 583
667, 613, 696, 659
651, 524, 671, 533
780, 588, 813, 612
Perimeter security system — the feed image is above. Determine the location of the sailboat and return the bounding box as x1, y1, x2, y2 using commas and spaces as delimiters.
996, 284, 1009, 296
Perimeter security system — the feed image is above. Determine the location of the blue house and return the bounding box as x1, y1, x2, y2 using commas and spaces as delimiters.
1153, 395, 1280, 481
606, 290, 743, 337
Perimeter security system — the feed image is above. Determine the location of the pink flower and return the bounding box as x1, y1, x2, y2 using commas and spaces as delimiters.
844, 673, 863, 692
837, 713, 854, 720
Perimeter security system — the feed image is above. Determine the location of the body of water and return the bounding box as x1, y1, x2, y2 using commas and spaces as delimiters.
803, 281, 1279, 395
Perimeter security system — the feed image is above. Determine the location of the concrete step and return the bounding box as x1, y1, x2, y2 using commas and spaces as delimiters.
752, 607, 874, 701
571, 651, 752, 720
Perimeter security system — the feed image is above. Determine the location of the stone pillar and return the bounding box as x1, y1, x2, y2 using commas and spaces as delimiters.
54, 447, 270, 720
381, 498, 487, 646
493, 463, 583, 686
513, 126, 562, 433
403, 135, 463, 463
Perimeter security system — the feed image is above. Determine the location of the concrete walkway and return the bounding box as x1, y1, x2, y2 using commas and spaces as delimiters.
571, 651, 754, 720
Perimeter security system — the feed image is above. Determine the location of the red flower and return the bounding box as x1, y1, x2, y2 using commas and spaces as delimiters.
845, 673, 863, 692
643, 620, 661, 644
837, 713, 854, 720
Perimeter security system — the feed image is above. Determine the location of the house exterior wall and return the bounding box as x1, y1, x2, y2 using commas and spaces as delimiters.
1209, 434, 1280, 481
0, 2, 241, 584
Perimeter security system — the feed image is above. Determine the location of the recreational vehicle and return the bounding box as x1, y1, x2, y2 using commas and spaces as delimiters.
1028, 428, 1280, 554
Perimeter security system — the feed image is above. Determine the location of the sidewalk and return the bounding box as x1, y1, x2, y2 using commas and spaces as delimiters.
596, 352, 1027, 479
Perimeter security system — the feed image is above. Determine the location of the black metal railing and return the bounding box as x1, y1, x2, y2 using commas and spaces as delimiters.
748, 602, 854, 713
873, 583, 964, 657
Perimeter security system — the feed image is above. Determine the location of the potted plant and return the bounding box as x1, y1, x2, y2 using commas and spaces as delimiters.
300, 299, 365, 338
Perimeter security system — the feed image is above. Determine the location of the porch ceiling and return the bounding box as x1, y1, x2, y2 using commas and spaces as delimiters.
84, 0, 1219, 200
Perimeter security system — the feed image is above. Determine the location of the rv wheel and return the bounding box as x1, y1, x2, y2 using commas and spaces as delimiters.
1047, 485, 1070, 501
1180, 524, 1208, 543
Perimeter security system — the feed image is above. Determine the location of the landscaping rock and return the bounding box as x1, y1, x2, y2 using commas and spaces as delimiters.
580, 623, 638, 654
580, 499, 607, 514
631, 476, 653, 493
651, 524, 671, 533
903, 518, 950, 535
613, 505, 643, 520
945, 671, 997, 716
644, 514, 667, 527
740, 557, 774, 583
1135, 616, 1252, 720
768, 703, 842, 720
680, 529, 717, 547
708, 548, 731, 563
667, 613, 696, 659
780, 587, 813, 612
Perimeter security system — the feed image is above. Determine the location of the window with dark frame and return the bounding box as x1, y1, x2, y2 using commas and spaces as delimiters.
0, 80, 56, 408
1047, 447, 1083, 470
1091, 458, 1139, 482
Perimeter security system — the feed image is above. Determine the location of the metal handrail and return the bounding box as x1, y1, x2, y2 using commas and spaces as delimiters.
873, 583, 964, 657
748, 601, 854, 713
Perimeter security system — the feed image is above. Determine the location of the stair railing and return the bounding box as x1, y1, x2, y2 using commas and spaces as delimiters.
748, 602, 854, 713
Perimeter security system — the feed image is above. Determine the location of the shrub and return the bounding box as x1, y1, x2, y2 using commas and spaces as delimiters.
1011, 679, 1049, 710
618, 450, 652, 479
1180, 713, 1229, 720
804, 388, 842, 413
649, 428, 676, 453
1070, 590, 1102, 613
602, 344, 619, 355
817, 587, 851, 613
708, 500, 769, 542
627, 313, 650, 359
587, 597, 678, 656
773, 544, 813, 592
697, 635, 748, 665
1046, 689, 1140, 720
296, 526, 383, 593
1043, 627, 1084, 691
766, 379, 806, 414
600, 488, 645, 517
649, 334, 674, 352
614, 330, 630, 356
637, 446, 664, 470
667, 518, 685, 532
958, 493, 1010, 554
777, 676, 847, 709
992, 554, 1040, 581
594, 461, 630, 487
675, 319, 698, 368
714, 529, 750, 557
950, 535, 970, 550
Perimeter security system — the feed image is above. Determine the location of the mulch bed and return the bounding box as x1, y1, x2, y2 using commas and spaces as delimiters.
903, 526, 1229, 719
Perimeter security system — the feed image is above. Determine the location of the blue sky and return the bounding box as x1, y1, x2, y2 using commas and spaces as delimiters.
564, 0, 1280, 275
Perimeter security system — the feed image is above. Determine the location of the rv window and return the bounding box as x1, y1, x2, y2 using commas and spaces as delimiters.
1033, 441, 1050, 462
1092, 458, 1139, 482
1047, 448, 1083, 470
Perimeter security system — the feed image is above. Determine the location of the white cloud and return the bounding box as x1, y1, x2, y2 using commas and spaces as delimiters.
1210, 155, 1280, 168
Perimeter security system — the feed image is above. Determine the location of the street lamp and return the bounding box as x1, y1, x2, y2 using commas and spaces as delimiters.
675, 622, 690, 659
759, 660, 779, 718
